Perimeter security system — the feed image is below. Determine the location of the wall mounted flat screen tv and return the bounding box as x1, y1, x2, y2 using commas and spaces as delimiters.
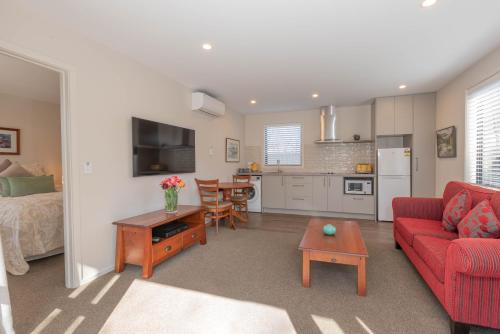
132, 117, 195, 176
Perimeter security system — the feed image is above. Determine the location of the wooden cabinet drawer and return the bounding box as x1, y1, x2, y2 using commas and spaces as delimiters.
342, 195, 374, 214
182, 225, 204, 249
286, 183, 313, 197
152, 234, 182, 264
286, 176, 313, 185
286, 196, 313, 210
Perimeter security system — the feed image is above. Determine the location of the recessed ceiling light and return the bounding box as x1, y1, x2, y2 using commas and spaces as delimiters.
312, 93, 319, 99
250, 100, 257, 104
202, 43, 212, 50
421, 0, 437, 8
399, 84, 407, 89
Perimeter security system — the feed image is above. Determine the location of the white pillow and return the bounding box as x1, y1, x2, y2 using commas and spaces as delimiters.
21, 163, 46, 176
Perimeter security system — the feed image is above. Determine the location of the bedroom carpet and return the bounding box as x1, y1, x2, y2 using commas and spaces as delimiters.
7, 213, 497, 334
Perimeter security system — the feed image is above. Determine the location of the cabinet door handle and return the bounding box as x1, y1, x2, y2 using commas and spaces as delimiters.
281, 176, 284, 186
328, 177, 331, 188
323, 176, 326, 187
165, 245, 172, 252
415, 157, 419, 172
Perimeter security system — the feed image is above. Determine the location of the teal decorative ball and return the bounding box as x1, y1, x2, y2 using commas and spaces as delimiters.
323, 224, 336, 236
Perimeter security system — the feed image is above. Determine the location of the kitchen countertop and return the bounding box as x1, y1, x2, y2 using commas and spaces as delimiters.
238, 171, 375, 177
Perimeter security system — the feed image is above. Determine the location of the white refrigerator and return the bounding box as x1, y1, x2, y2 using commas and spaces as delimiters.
377, 148, 411, 221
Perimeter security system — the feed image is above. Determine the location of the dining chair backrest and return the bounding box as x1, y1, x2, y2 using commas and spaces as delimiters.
195, 178, 220, 209
233, 175, 251, 196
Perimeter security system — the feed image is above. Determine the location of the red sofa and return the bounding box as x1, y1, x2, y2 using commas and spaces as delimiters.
392, 181, 500, 334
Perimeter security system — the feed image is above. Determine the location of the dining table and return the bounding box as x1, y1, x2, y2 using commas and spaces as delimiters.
217, 182, 253, 224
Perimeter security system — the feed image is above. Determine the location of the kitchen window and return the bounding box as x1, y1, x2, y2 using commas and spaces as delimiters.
465, 74, 500, 189
264, 124, 302, 166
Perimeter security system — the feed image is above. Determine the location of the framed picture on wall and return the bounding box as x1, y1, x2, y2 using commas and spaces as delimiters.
225, 138, 240, 162
0, 127, 20, 155
436, 126, 456, 158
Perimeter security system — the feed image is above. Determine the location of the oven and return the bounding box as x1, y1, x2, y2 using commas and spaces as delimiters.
344, 177, 373, 195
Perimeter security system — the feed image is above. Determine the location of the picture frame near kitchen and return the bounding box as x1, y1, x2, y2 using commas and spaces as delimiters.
225, 138, 240, 162
0, 127, 20, 155
436, 126, 456, 158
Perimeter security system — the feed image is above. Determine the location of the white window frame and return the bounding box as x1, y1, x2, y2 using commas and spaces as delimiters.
465, 72, 500, 189
263, 123, 303, 167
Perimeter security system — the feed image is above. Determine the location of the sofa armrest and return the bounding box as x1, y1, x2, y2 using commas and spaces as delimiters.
445, 238, 500, 328
447, 238, 500, 278
392, 197, 444, 221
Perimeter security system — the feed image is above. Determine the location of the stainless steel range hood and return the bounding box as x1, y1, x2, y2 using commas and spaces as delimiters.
315, 105, 341, 143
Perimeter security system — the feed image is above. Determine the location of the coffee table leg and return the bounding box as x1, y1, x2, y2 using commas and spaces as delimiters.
357, 257, 366, 296
302, 251, 310, 288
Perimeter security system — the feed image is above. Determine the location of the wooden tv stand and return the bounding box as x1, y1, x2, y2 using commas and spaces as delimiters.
113, 205, 206, 278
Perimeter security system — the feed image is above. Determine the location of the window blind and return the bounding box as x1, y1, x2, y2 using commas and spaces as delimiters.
466, 75, 500, 189
264, 124, 302, 166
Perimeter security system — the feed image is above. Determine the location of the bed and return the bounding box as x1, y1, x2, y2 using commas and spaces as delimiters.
0, 192, 64, 275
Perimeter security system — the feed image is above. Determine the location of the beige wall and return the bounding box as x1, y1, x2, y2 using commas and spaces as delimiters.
244, 105, 372, 170
0, 2, 245, 282
435, 46, 500, 195
0, 93, 62, 186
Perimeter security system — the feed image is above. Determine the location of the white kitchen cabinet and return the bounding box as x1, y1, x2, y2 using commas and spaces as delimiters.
375, 97, 395, 136
327, 176, 343, 212
395, 95, 413, 134
286, 196, 313, 210
412, 93, 436, 197
285, 176, 313, 210
262, 175, 286, 209
375, 96, 414, 136
343, 195, 375, 214
312, 176, 328, 211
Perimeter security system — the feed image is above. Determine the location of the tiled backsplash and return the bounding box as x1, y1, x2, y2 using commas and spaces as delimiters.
245, 143, 374, 173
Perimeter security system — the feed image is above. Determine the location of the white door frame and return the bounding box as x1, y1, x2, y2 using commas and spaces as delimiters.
0, 41, 80, 288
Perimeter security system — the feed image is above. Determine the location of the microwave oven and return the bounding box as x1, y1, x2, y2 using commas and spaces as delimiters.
344, 177, 373, 195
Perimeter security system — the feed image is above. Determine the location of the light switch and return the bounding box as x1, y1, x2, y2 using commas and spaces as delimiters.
83, 161, 93, 174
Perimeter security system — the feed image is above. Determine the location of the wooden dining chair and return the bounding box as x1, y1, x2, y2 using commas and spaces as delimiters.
195, 178, 234, 233
232, 175, 251, 222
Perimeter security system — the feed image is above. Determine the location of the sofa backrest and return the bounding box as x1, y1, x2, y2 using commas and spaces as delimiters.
443, 181, 500, 217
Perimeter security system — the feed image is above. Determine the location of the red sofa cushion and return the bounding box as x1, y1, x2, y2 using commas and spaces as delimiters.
457, 200, 500, 238
442, 189, 472, 231
443, 181, 498, 210
395, 217, 458, 246
414, 235, 451, 283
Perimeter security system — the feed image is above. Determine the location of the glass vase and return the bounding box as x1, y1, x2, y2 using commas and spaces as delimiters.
164, 188, 178, 213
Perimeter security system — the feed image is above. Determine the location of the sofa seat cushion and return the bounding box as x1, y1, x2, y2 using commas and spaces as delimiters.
413, 235, 451, 283
395, 217, 458, 246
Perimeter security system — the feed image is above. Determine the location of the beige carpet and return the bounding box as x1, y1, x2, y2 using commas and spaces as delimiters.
7, 213, 497, 334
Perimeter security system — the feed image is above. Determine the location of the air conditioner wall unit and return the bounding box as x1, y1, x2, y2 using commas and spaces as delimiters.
191, 92, 226, 116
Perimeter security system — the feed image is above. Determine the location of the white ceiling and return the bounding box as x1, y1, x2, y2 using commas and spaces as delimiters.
0, 53, 60, 104
24, 0, 500, 113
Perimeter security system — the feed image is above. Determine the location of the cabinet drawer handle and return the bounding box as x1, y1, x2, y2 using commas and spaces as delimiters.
353, 198, 363, 201
292, 185, 304, 187
292, 177, 304, 179
330, 258, 337, 263
164, 245, 172, 252
191, 233, 197, 239
293, 198, 305, 201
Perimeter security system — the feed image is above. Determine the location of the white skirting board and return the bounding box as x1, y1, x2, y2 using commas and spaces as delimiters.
262, 208, 375, 221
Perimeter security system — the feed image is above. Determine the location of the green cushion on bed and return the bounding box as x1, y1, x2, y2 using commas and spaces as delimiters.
7, 175, 55, 197
0, 177, 10, 196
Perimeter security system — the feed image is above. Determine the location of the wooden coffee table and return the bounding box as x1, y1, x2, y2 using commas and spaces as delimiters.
299, 218, 368, 296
